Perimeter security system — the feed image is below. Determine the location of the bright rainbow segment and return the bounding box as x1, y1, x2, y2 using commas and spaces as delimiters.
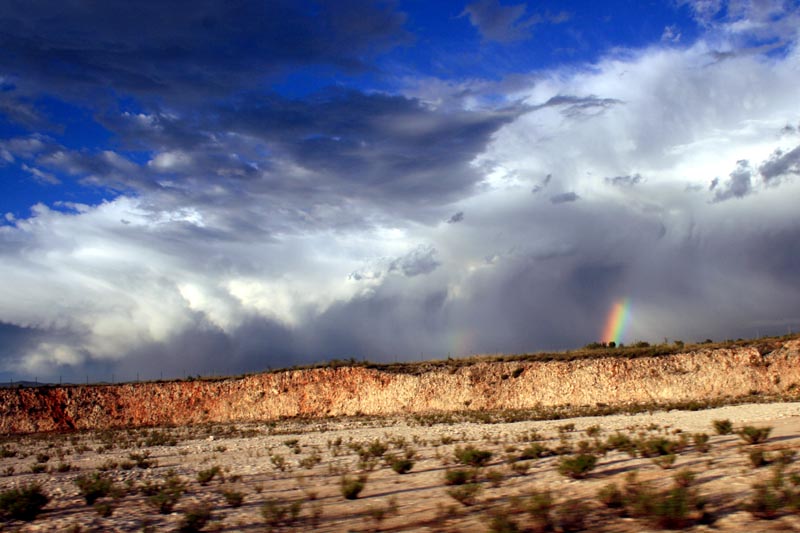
602, 298, 631, 345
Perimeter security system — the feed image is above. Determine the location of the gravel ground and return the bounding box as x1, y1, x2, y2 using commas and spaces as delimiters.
0, 401, 799, 532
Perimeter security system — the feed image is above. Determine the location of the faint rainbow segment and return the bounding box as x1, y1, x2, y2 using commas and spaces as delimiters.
602, 298, 631, 345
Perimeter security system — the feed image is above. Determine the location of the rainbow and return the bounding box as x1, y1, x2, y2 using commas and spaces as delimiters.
602, 298, 631, 345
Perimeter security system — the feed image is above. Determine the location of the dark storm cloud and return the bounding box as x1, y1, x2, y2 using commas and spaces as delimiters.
711, 160, 753, 202
0, 0, 409, 102
759, 144, 800, 182
388, 245, 440, 277
605, 174, 643, 187
550, 192, 580, 204
447, 211, 465, 224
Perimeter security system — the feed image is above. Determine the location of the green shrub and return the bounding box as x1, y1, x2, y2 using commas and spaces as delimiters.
390, 457, 414, 474
526, 489, 554, 532
143, 472, 185, 514
261, 498, 302, 528
93, 501, 114, 517
444, 468, 478, 486
487, 509, 520, 533
692, 433, 711, 453
178, 503, 212, 532
606, 432, 636, 456
597, 483, 624, 511
637, 437, 678, 458
0, 483, 49, 521
517, 443, 551, 460
74, 472, 114, 505
221, 489, 244, 508
652, 453, 677, 470
712, 419, 733, 435
749, 449, 768, 468
557, 454, 597, 479
446, 483, 481, 506
453, 446, 493, 467
737, 426, 772, 445
554, 498, 589, 532
197, 465, 222, 486
340, 475, 367, 500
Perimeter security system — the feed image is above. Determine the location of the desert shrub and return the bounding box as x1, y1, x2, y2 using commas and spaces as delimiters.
777, 449, 797, 466
299, 450, 322, 469
144, 430, 178, 447
74, 472, 114, 505
269, 454, 287, 472
692, 433, 711, 453
487, 509, 520, 533
93, 501, 114, 517
390, 457, 414, 474
673, 469, 697, 488
597, 482, 624, 511
29, 463, 46, 474
128, 451, 156, 469
143, 471, 185, 514
557, 454, 597, 479
454, 446, 493, 467
637, 437, 678, 458
712, 419, 733, 435
35, 453, 50, 463
55, 462, 73, 473
340, 474, 367, 500
365, 439, 389, 459
0, 483, 49, 521
0, 445, 16, 458
606, 432, 636, 456
444, 468, 478, 486
197, 465, 222, 485
554, 498, 590, 532
652, 453, 677, 470
178, 503, 212, 532
486, 469, 504, 487
221, 489, 244, 508
737, 426, 772, 445
526, 489, 554, 532
511, 461, 530, 475
261, 498, 302, 528
620, 471, 706, 528
446, 483, 481, 506
585, 425, 602, 438
517, 443, 551, 460
749, 449, 768, 468
745, 482, 785, 519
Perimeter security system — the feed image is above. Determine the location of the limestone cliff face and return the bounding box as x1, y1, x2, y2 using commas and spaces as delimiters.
1, 340, 799, 434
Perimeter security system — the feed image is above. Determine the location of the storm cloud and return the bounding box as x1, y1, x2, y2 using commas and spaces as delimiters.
0, 1, 799, 382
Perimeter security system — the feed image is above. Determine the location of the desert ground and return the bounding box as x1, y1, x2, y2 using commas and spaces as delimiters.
1, 402, 800, 532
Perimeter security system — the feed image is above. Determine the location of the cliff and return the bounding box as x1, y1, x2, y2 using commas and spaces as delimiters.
2, 338, 799, 434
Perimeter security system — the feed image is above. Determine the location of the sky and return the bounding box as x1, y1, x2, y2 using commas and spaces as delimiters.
1, 0, 799, 382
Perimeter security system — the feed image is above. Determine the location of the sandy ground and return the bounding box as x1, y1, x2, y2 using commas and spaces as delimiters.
1, 401, 799, 532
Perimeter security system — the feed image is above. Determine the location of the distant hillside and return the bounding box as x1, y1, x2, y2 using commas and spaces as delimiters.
0, 335, 798, 434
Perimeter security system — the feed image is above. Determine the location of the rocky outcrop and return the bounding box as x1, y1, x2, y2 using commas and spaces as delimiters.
1, 339, 799, 434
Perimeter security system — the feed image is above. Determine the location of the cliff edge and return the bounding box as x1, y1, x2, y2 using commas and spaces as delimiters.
1, 338, 799, 434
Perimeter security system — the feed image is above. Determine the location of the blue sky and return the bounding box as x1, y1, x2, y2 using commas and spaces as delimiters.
1, 0, 799, 382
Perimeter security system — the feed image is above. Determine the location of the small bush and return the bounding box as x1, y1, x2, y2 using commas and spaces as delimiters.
143, 472, 185, 514
526, 489, 554, 532
261, 498, 302, 528
197, 465, 222, 486
652, 453, 677, 470
637, 437, 678, 458
745, 481, 785, 519
128, 451, 156, 469
517, 443, 551, 460
0, 483, 49, 521
737, 426, 772, 445
487, 509, 520, 533
749, 449, 768, 468
712, 419, 733, 435
444, 468, 478, 486
554, 498, 589, 532
446, 483, 481, 506
221, 489, 244, 508
93, 501, 114, 517
75, 472, 114, 505
340, 474, 367, 500
29, 463, 47, 474
454, 446, 493, 467
597, 483, 624, 511
390, 457, 414, 474
692, 433, 711, 453
178, 503, 212, 533
557, 454, 597, 479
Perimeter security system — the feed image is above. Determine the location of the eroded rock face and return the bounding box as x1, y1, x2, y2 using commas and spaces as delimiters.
1, 340, 798, 434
